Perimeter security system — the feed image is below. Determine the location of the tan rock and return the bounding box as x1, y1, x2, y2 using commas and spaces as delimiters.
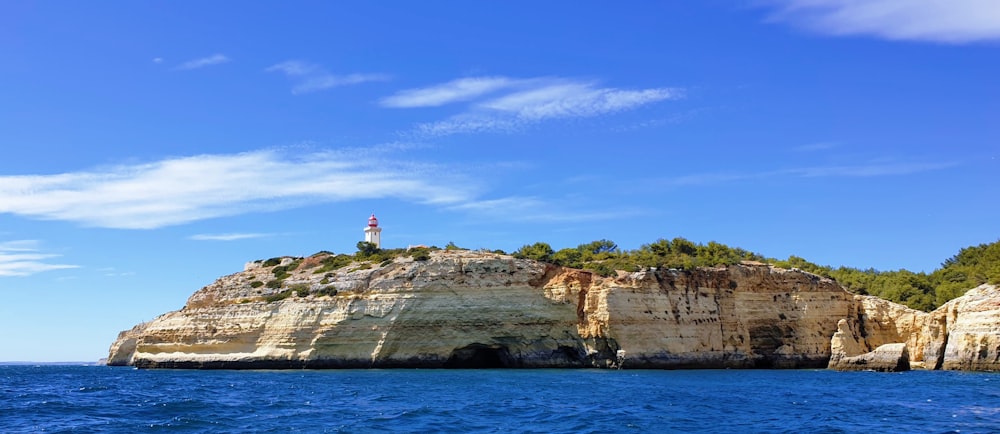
830, 343, 910, 372
106, 250, 1000, 371
933, 284, 1000, 371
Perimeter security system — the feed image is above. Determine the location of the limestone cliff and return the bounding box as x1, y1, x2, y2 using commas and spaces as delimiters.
929, 284, 1000, 371
827, 284, 1000, 371
107, 251, 1000, 370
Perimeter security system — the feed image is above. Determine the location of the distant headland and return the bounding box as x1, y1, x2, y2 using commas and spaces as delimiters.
107, 215, 1000, 371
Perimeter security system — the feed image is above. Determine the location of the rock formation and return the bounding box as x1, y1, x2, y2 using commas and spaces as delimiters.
826, 284, 1000, 372
107, 250, 1000, 371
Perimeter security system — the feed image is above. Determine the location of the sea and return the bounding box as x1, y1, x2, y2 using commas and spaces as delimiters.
1, 365, 998, 433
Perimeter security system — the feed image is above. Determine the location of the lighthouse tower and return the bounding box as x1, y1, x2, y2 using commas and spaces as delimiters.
364, 213, 382, 248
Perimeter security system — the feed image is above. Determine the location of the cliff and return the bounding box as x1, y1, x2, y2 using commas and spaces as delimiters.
107, 250, 1000, 371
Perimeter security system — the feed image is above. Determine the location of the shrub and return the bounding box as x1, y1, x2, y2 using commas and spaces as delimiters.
264, 290, 293, 303
291, 284, 309, 298
316, 254, 354, 273
409, 247, 431, 261
316, 286, 338, 297
263, 257, 282, 267
249, 281, 264, 288
265, 279, 282, 289
271, 264, 293, 281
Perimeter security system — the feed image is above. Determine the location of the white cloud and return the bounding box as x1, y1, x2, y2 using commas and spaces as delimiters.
479, 82, 679, 121
661, 159, 957, 186
267, 61, 388, 94
788, 161, 958, 177
761, 0, 1000, 43
175, 54, 230, 70
0, 240, 78, 277
189, 233, 271, 241
416, 116, 523, 136
397, 76, 681, 136
380, 77, 516, 107
0, 148, 475, 229
266, 61, 316, 76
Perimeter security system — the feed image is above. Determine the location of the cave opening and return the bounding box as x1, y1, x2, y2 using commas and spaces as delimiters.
444, 344, 513, 368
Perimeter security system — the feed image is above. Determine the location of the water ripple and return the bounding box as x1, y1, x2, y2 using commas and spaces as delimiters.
2, 366, 1000, 432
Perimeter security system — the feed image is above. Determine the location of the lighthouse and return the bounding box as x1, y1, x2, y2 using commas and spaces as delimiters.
364, 213, 382, 248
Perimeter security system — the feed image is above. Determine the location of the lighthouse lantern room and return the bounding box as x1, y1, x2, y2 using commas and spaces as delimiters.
364, 213, 382, 248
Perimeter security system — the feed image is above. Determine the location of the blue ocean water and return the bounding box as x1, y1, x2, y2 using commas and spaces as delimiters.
1, 366, 998, 433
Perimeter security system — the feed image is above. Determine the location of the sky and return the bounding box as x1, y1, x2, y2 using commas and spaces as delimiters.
1, 1, 998, 362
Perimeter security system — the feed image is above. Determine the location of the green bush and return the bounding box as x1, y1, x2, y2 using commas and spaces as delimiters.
265, 279, 282, 289
291, 284, 309, 298
409, 247, 431, 261
249, 280, 264, 288
264, 290, 293, 303
316, 254, 354, 273
263, 257, 282, 267
316, 286, 338, 297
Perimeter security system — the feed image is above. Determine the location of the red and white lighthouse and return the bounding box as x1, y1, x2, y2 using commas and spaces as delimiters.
364, 213, 382, 248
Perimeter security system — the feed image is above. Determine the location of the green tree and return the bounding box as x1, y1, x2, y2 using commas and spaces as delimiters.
552, 248, 583, 268
356, 241, 379, 258
513, 242, 555, 262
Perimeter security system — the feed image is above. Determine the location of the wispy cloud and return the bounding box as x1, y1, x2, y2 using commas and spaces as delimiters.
661, 159, 958, 186
760, 0, 1000, 43
267, 61, 389, 94
480, 82, 677, 120
189, 233, 272, 241
0, 147, 475, 229
787, 161, 958, 177
380, 77, 516, 107
385, 76, 681, 137
97, 267, 135, 277
0, 240, 78, 277
175, 54, 230, 71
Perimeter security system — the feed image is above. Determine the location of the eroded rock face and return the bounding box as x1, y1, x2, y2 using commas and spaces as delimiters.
827, 284, 1000, 371
106, 251, 1000, 371
830, 343, 910, 372
828, 296, 928, 371
933, 284, 1000, 371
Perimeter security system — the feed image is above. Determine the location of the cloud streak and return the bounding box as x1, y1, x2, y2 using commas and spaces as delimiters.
662, 160, 958, 186
0, 147, 475, 229
267, 61, 389, 94
760, 0, 1000, 43
175, 54, 230, 70
380, 77, 516, 107
383, 76, 681, 136
0, 240, 78, 277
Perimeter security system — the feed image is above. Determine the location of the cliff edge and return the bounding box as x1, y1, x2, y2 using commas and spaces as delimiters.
107, 250, 1000, 370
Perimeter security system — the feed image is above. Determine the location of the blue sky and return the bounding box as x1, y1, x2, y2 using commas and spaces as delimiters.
2, 1, 998, 361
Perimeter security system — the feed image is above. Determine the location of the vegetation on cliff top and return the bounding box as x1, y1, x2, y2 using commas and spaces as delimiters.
256, 237, 999, 312
512, 238, 1000, 312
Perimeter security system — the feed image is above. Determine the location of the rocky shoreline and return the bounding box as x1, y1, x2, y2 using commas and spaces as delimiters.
108, 250, 1000, 371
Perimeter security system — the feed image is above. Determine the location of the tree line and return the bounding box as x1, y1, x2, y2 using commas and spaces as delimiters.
510, 238, 1000, 312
